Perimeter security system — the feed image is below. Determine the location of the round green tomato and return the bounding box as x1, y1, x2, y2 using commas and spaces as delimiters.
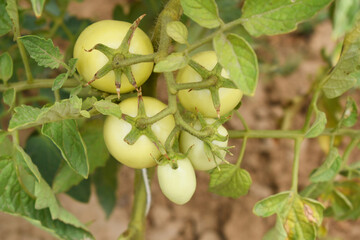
157, 158, 196, 205
176, 51, 243, 118
103, 97, 175, 168
180, 119, 228, 171
74, 20, 154, 93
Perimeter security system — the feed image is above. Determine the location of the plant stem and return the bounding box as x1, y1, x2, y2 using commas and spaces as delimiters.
235, 137, 248, 168
291, 138, 302, 193
0, 78, 79, 92
228, 128, 360, 139
118, 168, 155, 240
341, 138, 360, 168
17, 39, 33, 83
302, 89, 321, 132
234, 111, 250, 131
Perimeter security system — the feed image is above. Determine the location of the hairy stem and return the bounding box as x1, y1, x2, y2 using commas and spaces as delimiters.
291, 138, 302, 193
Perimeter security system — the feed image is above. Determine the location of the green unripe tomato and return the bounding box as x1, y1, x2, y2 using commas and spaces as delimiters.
103, 97, 175, 169
157, 158, 196, 205
180, 119, 228, 171
176, 51, 243, 118
74, 20, 154, 93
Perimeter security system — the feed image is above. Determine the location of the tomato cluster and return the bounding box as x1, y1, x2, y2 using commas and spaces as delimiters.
74, 20, 241, 205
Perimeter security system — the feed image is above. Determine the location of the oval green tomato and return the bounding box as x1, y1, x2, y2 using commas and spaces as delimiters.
103, 97, 175, 168
157, 158, 196, 205
176, 51, 243, 118
180, 119, 228, 171
74, 20, 154, 93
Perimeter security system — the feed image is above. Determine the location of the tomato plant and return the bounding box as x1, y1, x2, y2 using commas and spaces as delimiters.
1, 0, 360, 240
103, 96, 175, 169
157, 158, 196, 205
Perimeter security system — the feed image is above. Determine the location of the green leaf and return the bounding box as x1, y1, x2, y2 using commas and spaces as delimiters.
52, 58, 78, 90
254, 192, 324, 240
0, 132, 13, 157
305, 110, 327, 138
154, 53, 189, 72
8, 96, 83, 131
6, 0, 20, 39
53, 119, 109, 193
14, 144, 42, 182
213, 33, 258, 96
93, 158, 118, 218
0, 159, 94, 240
25, 135, 62, 186
30, 0, 45, 17
208, 164, 252, 198
19, 35, 64, 69
0, 52, 13, 84
42, 119, 89, 178
323, 18, 360, 98
241, 0, 332, 37
3, 88, 15, 108
0, 1, 12, 36
52, 73, 67, 91
166, 21, 188, 44
181, 0, 221, 29
263, 216, 288, 240
332, 0, 360, 38
300, 182, 332, 199
340, 97, 358, 127
93, 100, 122, 118
310, 148, 342, 182
66, 178, 91, 203
253, 191, 290, 217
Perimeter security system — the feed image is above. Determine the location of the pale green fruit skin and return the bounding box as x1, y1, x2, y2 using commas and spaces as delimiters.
74, 20, 154, 93
176, 51, 243, 118
180, 119, 228, 171
103, 97, 175, 169
157, 158, 196, 205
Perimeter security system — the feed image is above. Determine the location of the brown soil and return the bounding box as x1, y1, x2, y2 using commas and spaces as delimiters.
1, 1, 360, 240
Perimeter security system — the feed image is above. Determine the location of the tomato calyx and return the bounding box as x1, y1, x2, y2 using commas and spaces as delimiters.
84, 15, 147, 99
186, 59, 239, 118
121, 95, 167, 156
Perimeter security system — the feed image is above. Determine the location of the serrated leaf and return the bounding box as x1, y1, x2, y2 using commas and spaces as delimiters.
340, 97, 358, 127
181, 0, 221, 29
213, 33, 258, 96
94, 100, 122, 118
8, 96, 83, 131
154, 53, 189, 72
0, 52, 13, 84
3, 88, 15, 108
82, 96, 97, 110
80, 110, 90, 118
209, 164, 252, 198
0, 1, 12, 36
93, 158, 118, 218
30, 0, 45, 17
52, 73, 67, 91
14, 144, 41, 182
241, 0, 332, 37
310, 148, 342, 182
254, 192, 324, 240
6, 0, 20, 39
332, 0, 360, 39
20, 35, 64, 69
42, 119, 89, 178
166, 21, 188, 44
305, 110, 327, 138
0, 159, 94, 240
323, 18, 360, 98
53, 119, 109, 193
67, 58, 78, 76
